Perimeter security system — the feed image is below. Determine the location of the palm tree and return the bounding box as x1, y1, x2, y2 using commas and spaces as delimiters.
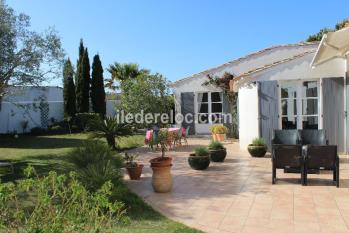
88, 116, 132, 150
105, 63, 149, 90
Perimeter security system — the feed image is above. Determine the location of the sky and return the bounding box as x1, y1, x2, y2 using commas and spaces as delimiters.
8, 0, 349, 87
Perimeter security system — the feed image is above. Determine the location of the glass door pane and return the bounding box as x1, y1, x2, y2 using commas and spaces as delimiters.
301, 81, 319, 129
280, 83, 298, 129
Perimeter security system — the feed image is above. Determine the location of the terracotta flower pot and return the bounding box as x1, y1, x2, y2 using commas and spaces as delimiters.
126, 164, 144, 180
214, 133, 225, 142
149, 157, 173, 193
212, 133, 217, 141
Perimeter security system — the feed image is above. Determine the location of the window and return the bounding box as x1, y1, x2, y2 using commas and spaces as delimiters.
197, 92, 223, 124
280, 81, 319, 130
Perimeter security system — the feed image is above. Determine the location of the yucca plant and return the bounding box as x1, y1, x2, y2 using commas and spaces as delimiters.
88, 116, 132, 150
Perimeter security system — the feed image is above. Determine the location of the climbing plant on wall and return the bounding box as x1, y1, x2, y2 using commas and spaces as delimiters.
202, 72, 239, 138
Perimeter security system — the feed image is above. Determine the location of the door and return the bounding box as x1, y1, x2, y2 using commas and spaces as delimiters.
279, 80, 320, 130
180, 92, 195, 135
323, 78, 345, 153
258, 81, 278, 151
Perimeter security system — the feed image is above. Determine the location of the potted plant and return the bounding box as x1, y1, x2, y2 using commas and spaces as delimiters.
209, 125, 228, 142
188, 146, 210, 170
208, 141, 227, 162
149, 130, 173, 193
124, 153, 143, 180
248, 137, 267, 157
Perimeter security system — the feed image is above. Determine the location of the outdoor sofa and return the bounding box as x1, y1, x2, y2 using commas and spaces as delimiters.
271, 129, 339, 187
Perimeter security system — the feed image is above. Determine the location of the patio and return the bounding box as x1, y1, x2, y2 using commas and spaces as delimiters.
125, 138, 349, 233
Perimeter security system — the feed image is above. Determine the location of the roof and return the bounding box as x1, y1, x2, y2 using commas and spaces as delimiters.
172, 41, 319, 86
234, 50, 316, 81
229, 50, 316, 91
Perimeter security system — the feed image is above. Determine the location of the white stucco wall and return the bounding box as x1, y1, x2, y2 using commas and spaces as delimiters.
0, 86, 120, 134
238, 84, 259, 151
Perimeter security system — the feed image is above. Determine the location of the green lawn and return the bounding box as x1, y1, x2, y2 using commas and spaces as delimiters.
0, 133, 201, 233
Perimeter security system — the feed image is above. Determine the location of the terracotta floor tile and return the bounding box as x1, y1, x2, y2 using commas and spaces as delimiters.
124, 139, 349, 233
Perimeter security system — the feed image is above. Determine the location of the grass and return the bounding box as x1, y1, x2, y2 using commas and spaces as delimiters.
0, 133, 201, 233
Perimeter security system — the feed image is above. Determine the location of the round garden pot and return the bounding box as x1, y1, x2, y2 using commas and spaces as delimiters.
188, 154, 210, 170
214, 133, 225, 142
247, 144, 267, 157
126, 164, 144, 180
209, 148, 227, 162
150, 157, 173, 193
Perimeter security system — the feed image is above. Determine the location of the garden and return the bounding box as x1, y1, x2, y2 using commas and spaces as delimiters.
0, 132, 201, 233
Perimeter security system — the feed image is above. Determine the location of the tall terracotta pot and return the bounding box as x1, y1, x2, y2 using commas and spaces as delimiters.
149, 157, 173, 193
215, 133, 225, 142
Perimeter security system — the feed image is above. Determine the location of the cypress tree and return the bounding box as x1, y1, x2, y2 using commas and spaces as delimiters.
75, 40, 90, 113
91, 54, 106, 116
63, 58, 76, 118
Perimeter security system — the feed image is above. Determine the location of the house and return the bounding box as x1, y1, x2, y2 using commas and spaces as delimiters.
172, 26, 349, 153
0, 86, 120, 134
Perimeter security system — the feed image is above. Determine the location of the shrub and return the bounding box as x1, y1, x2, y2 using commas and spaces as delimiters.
69, 141, 123, 191
88, 116, 132, 150
0, 166, 127, 232
252, 137, 266, 146
124, 153, 139, 168
208, 141, 225, 150
75, 113, 101, 131
194, 146, 209, 156
30, 127, 46, 135
49, 124, 64, 132
209, 125, 228, 134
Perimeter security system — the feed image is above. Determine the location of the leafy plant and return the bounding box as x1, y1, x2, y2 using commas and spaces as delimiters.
124, 152, 139, 168
0, 166, 127, 232
30, 127, 46, 135
194, 147, 209, 156
208, 141, 225, 150
88, 116, 132, 150
158, 130, 169, 158
75, 113, 100, 131
209, 125, 228, 134
69, 141, 123, 191
20, 120, 28, 134
252, 137, 266, 146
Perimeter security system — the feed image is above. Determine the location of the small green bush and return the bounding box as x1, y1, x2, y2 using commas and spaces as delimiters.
208, 141, 225, 150
49, 124, 64, 132
30, 127, 46, 135
209, 125, 228, 134
252, 137, 266, 146
0, 166, 127, 232
75, 113, 101, 131
194, 146, 209, 156
69, 141, 123, 191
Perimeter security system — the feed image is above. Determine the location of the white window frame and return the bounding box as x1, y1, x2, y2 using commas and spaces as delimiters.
195, 91, 223, 124
278, 80, 321, 130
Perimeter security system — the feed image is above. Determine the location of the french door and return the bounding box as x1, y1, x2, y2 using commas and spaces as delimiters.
279, 80, 320, 130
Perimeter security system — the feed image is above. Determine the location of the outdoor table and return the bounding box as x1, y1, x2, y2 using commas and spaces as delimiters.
144, 127, 183, 146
